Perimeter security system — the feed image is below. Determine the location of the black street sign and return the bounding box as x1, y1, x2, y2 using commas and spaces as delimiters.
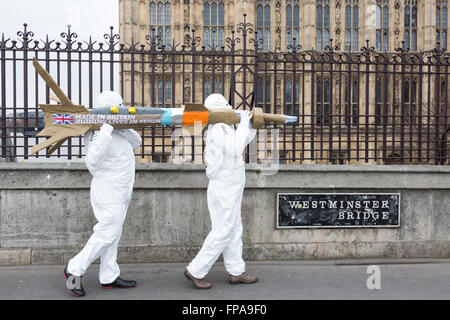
277, 193, 400, 228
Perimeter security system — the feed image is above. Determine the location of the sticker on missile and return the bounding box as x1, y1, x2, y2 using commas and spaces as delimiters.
52, 114, 74, 124
72, 114, 162, 125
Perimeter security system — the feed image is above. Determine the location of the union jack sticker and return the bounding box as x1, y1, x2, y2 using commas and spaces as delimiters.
52, 114, 74, 125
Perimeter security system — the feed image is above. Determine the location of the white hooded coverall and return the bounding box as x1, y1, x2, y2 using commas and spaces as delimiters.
67, 91, 142, 284
186, 94, 256, 279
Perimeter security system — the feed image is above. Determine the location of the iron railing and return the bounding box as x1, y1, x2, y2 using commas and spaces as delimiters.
0, 17, 449, 164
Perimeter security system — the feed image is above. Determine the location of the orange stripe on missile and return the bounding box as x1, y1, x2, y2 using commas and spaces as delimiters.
182, 111, 209, 125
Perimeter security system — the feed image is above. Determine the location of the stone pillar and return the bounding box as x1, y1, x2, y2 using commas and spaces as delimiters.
364, 0, 377, 47
392, 0, 402, 50
334, 0, 344, 50
303, 0, 316, 50
119, 0, 138, 46
182, 0, 191, 44
244, 0, 256, 52
192, 0, 202, 33
422, 0, 436, 50
301, 0, 314, 162
139, 0, 150, 44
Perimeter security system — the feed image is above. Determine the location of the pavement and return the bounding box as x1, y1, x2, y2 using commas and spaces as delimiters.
0, 259, 449, 300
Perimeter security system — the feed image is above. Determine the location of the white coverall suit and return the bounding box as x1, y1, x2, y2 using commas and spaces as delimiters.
187, 94, 256, 279
67, 91, 142, 284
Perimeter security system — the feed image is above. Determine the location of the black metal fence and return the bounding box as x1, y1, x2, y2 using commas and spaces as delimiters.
1, 17, 449, 164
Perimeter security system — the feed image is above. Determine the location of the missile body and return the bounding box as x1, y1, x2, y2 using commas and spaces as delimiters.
30, 58, 297, 155
73, 105, 297, 128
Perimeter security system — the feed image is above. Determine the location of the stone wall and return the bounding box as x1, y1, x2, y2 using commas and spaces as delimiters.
0, 163, 449, 265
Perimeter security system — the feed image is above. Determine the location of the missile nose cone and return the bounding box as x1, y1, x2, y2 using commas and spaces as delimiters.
285, 115, 298, 123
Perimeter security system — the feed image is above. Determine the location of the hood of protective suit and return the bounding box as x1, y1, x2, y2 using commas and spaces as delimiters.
204, 94, 232, 110
96, 91, 124, 109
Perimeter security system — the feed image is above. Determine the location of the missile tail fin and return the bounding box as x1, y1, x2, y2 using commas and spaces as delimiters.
31, 133, 68, 155
31, 127, 91, 155
33, 58, 74, 106
47, 138, 69, 155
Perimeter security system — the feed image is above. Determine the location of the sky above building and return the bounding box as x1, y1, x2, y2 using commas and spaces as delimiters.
0, 0, 121, 139
0, 0, 119, 42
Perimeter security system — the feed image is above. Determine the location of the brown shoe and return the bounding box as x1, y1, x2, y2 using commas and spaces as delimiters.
229, 272, 259, 285
184, 271, 212, 289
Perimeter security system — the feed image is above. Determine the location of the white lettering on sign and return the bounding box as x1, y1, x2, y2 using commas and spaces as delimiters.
74, 114, 161, 125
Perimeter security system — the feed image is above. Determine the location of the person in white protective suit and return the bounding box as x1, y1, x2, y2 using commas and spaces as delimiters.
63, 91, 142, 297
185, 93, 259, 289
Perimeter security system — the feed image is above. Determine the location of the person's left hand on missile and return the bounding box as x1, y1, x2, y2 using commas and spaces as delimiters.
236, 110, 253, 128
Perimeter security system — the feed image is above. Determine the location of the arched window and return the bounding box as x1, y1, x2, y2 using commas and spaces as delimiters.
165, 27, 171, 47
158, 2, 163, 25
345, 0, 359, 51
286, 80, 293, 103
404, 79, 417, 124
285, 79, 300, 115
219, 28, 225, 47
155, 78, 172, 107
286, 0, 300, 49
437, 1, 448, 50
316, 0, 330, 51
150, 3, 156, 24
376, 0, 389, 51
317, 78, 331, 124
376, 77, 389, 125
404, 0, 418, 51
150, 0, 171, 47
257, 77, 272, 113
344, 79, 359, 125
202, 77, 224, 99
203, 79, 211, 101
218, 79, 224, 95
204, 1, 225, 49
165, 80, 172, 106
257, 0, 271, 51
204, 28, 210, 48
158, 79, 164, 104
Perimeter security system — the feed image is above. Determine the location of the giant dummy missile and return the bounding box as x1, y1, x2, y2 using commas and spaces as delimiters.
31, 58, 297, 155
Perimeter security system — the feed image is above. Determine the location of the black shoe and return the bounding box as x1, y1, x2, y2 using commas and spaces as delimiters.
63, 265, 86, 297
101, 277, 137, 289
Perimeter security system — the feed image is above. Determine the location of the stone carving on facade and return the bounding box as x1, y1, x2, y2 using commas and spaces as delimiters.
275, 0, 282, 51
275, 26, 281, 51
184, 78, 191, 100
184, 33, 191, 45
394, 79, 400, 108
184, 1, 190, 22
394, 0, 401, 48
335, 0, 342, 50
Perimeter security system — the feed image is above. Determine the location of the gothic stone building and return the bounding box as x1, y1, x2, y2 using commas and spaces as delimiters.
119, 0, 449, 164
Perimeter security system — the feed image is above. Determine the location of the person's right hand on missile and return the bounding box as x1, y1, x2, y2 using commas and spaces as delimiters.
237, 110, 253, 126
233, 110, 256, 154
